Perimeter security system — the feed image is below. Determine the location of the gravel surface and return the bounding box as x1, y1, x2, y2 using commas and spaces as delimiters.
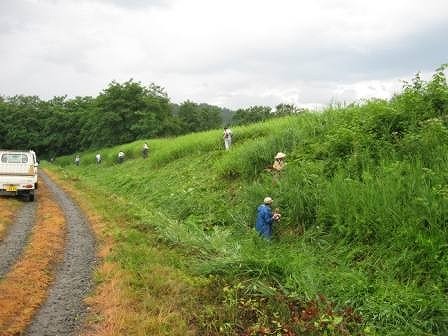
0, 201, 37, 278
25, 171, 97, 336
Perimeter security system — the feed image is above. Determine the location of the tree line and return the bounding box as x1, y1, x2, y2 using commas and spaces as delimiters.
0, 79, 304, 158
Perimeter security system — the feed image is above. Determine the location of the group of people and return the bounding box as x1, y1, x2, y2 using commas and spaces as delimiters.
222, 127, 286, 240
255, 151, 287, 240
74, 126, 235, 167
74, 128, 286, 241
74, 143, 150, 166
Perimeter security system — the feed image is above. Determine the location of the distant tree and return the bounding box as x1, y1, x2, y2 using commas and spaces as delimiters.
1, 95, 44, 152
177, 101, 222, 133
141, 83, 173, 137
219, 107, 236, 125
93, 80, 171, 147
198, 103, 222, 130
45, 96, 97, 157
0, 97, 7, 145
425, 64, 448, 115
275, 103, 305, 116
231, 105, 272, 125
177, 100, 200, 132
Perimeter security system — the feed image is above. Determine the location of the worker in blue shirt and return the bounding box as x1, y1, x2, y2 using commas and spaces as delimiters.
255, 197, 281, 239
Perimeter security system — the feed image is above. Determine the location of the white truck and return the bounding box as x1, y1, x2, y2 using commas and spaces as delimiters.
0, 150, 38, 202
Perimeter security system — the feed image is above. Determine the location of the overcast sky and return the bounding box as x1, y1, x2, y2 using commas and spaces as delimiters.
0, 0, 447, 109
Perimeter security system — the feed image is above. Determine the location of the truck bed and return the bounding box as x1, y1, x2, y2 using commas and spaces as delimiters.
0, 163, 35, 176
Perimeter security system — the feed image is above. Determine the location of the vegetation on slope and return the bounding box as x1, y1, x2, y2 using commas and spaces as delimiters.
50, 65, 448, 335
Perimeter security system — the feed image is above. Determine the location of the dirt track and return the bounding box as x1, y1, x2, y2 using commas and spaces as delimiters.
22, 171, 96, 336
0, 171, 97, 336
0, 202, 36, 278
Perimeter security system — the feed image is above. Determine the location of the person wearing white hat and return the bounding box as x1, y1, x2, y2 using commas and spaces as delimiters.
142, 143, 149, 158
272, 152, 286, 172
255, 196, 281, 239
117, 151, 125, 164
223, 127, 233, 150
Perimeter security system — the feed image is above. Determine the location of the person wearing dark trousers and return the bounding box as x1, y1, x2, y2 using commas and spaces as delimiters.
142, 143, 149, 158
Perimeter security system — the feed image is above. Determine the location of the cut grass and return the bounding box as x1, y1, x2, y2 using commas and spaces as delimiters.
45, 169, 200, 336
0, 181, 65, 335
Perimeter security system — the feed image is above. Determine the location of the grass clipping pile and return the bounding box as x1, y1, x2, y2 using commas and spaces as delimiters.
0, 182, 66, 335
0, 198, 22, 240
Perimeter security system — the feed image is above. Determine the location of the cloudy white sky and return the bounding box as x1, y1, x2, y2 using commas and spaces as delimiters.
0, 0, 447, 109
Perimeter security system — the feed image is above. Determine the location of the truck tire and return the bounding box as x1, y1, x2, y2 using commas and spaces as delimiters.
27, 192, 35, 202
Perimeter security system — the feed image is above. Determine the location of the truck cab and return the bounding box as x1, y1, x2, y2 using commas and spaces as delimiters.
0, 150, 38, 201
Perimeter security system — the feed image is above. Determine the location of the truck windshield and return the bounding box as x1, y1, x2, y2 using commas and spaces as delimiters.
1, 154, 29, 163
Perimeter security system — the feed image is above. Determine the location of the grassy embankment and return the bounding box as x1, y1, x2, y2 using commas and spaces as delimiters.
48, 67, 448, 335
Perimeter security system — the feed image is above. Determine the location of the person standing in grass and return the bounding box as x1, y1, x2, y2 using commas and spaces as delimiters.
74, 155, 80, 166
255, 197, 281, 239
95, 153, 102, 164
272, 152, 286, 171
117, 151, 125, 164
142, 142, 149, 158
223, 126, 233, 150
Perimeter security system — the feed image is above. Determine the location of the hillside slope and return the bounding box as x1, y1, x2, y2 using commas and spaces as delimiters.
50, 67, 448, 335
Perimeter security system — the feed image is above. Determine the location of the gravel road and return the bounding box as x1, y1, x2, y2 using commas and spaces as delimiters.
25, 171, 97, 336
0, 201, 37, 278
